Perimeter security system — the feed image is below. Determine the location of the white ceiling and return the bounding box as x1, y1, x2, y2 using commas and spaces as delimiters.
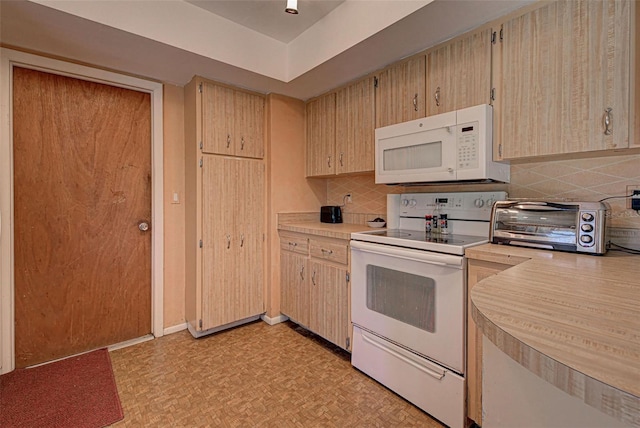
0, 0, 533, 100
186, 0, 345, 43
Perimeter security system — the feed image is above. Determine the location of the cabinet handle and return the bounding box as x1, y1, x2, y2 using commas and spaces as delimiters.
413, 93, 418, 111
226, 134, 231, 148
327, 155, 332, 168
240, 234, 244, 247
226, 234, 231, 249
312, 270, 316, 286
339, 152, 344, 167
603, 108, 613, 136
240, 136, 245, 150
321, 248, 333, 256
434, 87, 440, 107
288, 241, 297, 249
300, 265, 305, 280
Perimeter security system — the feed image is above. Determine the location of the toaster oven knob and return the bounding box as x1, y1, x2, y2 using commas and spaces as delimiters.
581, 224, 594, 232
581, 212, 594, 222
580, 235, 593, 244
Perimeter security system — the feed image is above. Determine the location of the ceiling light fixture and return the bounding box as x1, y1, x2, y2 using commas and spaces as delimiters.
285, 0, 298, 14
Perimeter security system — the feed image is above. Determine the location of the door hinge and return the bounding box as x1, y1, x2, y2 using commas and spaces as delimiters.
198, 83, 203, 93
199, 141, 203, 150
346, 272, 350, 283
199, 239, 203, 248
374, 76, 378, 88
199, 158, 203, 168
346, 337, 351, 350
199, 319, 203, 329
491, 31, 497, 44
491, 88, 496, 101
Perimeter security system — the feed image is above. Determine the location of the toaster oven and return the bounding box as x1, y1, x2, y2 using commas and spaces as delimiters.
489, 201, 610, 255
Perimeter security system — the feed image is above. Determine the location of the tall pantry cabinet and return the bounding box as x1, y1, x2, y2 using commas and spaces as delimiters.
184, 76, 266, 337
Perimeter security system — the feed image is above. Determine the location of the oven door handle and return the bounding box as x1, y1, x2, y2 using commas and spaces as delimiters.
350, 240, 463, 267
361, 330, 446, 380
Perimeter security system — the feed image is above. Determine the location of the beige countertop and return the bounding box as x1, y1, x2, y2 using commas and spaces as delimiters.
468, 244, 640, 427
278, 221, 373, 240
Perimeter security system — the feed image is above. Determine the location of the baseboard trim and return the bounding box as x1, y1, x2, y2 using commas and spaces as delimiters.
261, 314, 289, 325
164, 323, 188, 335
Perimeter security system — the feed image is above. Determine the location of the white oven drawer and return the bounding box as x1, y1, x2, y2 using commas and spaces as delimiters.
352, 326, 465, 428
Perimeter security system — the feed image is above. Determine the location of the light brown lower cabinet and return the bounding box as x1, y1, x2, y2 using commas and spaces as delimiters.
466, 258, 512, 426
279, 231, 350, 351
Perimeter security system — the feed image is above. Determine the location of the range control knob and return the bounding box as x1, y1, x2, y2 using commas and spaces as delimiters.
485, 197, 495, 208
401, 199, 409, 207
474, 198, 485, 208
409, 199, 417, 207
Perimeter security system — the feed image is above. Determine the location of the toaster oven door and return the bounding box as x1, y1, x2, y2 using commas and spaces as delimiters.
490, 202, 579, 250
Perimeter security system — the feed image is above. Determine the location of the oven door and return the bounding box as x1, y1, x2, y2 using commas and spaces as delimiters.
350, 240, 465, 373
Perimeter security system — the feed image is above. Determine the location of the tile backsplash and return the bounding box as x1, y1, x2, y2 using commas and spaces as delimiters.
326, 153, 640, 231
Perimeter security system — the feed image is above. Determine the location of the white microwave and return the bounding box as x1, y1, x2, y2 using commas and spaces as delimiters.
375, 104, 509, 184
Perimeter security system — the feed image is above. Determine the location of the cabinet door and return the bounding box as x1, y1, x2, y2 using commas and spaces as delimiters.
234, 91, 265, 159
201, 155, 238, 329
305, 93, 336, 177
308, 260, 349, 350
467, 259, 512, 426
234, 158, 265, 320
375, 55, 426, 128
280, 251, 309, 327
495, 0, 631, 160
427, 29, 492, 116
336, 77, 376, 175
202, 82, 234, 156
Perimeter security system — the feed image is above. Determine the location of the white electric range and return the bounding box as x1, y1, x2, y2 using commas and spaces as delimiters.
350, 191, 506, 428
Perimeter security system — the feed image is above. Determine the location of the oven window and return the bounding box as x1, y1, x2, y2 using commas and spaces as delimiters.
366, 265, 435, 332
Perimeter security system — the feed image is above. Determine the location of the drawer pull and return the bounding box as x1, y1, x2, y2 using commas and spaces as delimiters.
321, 249, 334, 256
288, 242, 297, 248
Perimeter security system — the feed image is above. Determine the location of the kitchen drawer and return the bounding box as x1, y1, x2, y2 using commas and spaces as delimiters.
309, 238, 348, 265
279, 231, 309, 255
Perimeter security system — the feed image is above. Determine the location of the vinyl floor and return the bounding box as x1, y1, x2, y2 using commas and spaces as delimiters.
109, 320, 445, 427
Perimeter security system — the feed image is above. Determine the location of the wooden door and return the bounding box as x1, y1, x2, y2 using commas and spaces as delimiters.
495, 0, 630, 160
13, 67, 152, 368
308, 260, 348, 349
427, 29, 492, 116
305, 93, 336, 177
234, 91, 265, 159
202, 156, 264, 330
201, 155, 237, 329
280, 251, 309, 326
335, 77, 376, 175
375, 55, 426, 128
202, 82, 234, 156
234, 158, 264, 320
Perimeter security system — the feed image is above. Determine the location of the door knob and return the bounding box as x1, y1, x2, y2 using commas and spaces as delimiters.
138, 221, 150, 232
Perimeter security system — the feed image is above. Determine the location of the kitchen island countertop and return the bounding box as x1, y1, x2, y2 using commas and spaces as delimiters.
468, 244, 640, 427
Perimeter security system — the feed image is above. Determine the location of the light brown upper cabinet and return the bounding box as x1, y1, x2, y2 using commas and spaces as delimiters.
426, 29, 492, 116
201, 81, 265, 159
335, 76, 376, 175
493, 0, 633, 160
305, 93, 336, 177
375, 55, 426, 128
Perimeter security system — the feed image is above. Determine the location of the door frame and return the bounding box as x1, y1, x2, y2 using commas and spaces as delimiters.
0, 48, 164, 373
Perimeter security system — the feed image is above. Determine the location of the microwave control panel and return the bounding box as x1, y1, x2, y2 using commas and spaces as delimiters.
456, 121, 479, 170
